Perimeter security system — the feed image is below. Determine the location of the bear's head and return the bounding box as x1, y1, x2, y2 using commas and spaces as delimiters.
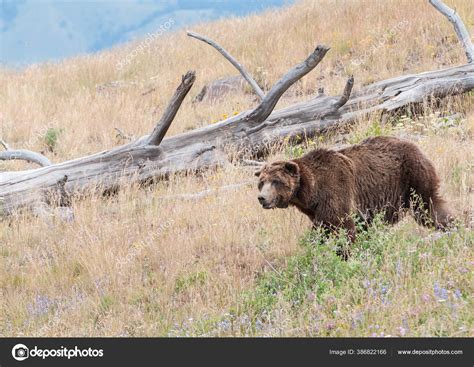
255, 160, 300, 209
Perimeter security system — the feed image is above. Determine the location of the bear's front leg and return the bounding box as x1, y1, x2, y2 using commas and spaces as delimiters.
312, 215, 355, 260
336, 217, 356, 260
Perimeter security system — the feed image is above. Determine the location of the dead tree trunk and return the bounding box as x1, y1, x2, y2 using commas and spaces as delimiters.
1, 41, 473, 216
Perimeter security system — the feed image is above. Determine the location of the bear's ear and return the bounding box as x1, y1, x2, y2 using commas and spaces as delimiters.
284, 161, 299, 176
254, 169, 262, 177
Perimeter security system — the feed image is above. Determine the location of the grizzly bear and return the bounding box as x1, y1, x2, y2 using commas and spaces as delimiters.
255, 136, 453, 256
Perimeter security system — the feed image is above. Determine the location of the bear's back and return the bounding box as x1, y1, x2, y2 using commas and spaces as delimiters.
338, 136, 413, 218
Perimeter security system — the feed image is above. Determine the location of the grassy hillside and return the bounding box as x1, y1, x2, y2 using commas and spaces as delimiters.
0, 0, 473, 336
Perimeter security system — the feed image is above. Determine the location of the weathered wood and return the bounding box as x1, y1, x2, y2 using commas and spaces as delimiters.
187, 31, 265, 99
429, 0, 474, 63
147, 71, 196, 145
0, 150, 52, 167
1, 60, 473, 217
242, 159, 265, 167
245, 45, 330, 124
333, 76, 354, 110
0, 140, 52, 167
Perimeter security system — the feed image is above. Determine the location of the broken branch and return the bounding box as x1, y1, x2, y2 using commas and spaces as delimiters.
187, 31, 265, 100
333, 76, 354, 110
147, 71, 196, 146
429, 0, 474, 63
245, 45, 330, 124
0, 139, 52, 167
0, 140, 10, 150
242, 159, 265, 167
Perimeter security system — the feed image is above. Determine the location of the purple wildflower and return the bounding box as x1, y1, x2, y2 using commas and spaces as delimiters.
27, 294, 54, 318
434, 282, 449, 301
396, 261, 403, 276
398, 326, 407, 336
454, 289, 462, 299
421, 293, 431, 302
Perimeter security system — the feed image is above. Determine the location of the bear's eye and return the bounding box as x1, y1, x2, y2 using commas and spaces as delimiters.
258, 182, 263, 190
272, 180, 282, 186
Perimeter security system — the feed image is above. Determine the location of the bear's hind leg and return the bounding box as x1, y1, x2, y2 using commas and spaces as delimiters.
429, 198, 454, 230
410, 186, 454, 230
404, 146, 454, 230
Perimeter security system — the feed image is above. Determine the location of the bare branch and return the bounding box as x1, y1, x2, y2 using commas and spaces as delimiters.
147, 71, 196, 146
0, 149, 52, 167
187, 31, 265, 100
141, 87, 156, 96
114, 127, 132, 141
242, 159, 265, 167
245, 45, 330, 124
333, 76, 354, 110
0, 140, 10, 150
429, 0, 474, 63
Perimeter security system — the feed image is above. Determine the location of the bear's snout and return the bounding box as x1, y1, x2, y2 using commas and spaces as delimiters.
258, 195, 272, 209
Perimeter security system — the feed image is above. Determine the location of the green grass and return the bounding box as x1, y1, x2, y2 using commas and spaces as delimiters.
178, 216, 473, 336
175, 271, 208, 293
347, 120, 394, 145
244, 227, 359, 313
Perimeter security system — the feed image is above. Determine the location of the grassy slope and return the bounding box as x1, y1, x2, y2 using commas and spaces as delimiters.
0, 0, 473, 336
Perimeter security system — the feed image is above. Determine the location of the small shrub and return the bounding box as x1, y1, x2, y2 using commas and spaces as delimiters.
175, 271, 208, 293
99, 295, 114, 313
43, 128, 63, 152
347, 120, 393, 144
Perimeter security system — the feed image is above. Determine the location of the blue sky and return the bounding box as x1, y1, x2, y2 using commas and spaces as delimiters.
0, 0, 292, 66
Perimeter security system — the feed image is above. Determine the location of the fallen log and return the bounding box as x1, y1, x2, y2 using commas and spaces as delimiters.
1, 43, 473, 217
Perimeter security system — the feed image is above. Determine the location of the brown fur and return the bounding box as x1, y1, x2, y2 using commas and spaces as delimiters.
256, 136, 453, 257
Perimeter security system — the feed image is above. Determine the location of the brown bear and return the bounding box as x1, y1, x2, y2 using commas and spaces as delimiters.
255, 136, 453, 256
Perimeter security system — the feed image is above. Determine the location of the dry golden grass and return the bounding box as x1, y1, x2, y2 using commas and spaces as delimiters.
0, 0, 473, 336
